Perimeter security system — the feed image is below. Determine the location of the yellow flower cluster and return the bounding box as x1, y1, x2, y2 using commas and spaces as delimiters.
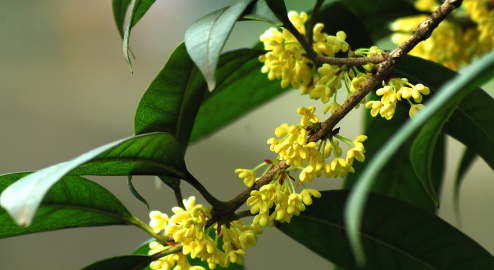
365, 78, 430, 119
259, 12, 375, 114
148, 197, 262, 269
391, 0, 494, 70
236, 107, 368, 226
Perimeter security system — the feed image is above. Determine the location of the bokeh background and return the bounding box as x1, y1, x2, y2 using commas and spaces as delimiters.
1, 1, 493, 269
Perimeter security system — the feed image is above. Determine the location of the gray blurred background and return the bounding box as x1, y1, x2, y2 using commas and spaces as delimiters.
1, 1, 493, 269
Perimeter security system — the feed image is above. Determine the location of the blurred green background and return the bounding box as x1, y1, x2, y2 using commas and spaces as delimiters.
1, 1, 493, 269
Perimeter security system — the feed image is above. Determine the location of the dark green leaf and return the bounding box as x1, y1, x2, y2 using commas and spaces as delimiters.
80, 255, 154, 270
344, 93, 445, 214
112, 0, 132, 39
346, 51, 494, 264
443, 89, 494, 171
134, 42, 262, 151
0, 173, 136, 238
337, 0, 419, 40
128, 175, 150, 210
0, 132, 186, 226
410, 106, 456, 208
184, 0, 255, 90
277, 190, 494, 269
240, 0, 286, 26
453, 146, 478, 226
123, 0, 156, 72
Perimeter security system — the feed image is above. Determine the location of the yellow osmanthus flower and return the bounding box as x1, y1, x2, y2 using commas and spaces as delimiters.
148, 196, 262, 269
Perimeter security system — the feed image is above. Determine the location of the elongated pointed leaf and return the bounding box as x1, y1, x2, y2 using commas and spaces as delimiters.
0, 172, 136, 238
240, 0, 286, 26
123, 0, 156, 72
453, 146, 478, 226
112, 0, 132, 39
184, 0, 255, 90
443, 89, 494, 171
128, 175, 149, 209
134, 42, 262, 151
277, 190, 494, 269
0, 132, 186, 226
345, 51, 494, 265
344, 93, 445, 214
190, 2, 375, 144
410, 106, 456, 207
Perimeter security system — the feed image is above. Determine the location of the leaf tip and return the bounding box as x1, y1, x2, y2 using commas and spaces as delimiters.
207, 80, 216, 92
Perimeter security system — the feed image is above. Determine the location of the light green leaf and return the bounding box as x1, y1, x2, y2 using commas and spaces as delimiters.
277, 190, 494, 269
123, 0, 156, 72
112, 0, 132, 39
345, 51, 494, 265
184, 0, 255, 90
0, 173, 136, 238
0, 132, 186, 226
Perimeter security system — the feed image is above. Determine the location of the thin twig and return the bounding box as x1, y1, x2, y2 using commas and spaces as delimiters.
306, 0, 325, 46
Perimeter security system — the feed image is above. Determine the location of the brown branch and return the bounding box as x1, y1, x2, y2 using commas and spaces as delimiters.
205, 0, 463, 228
313, 54, 385, 67
306, 0, 325, 47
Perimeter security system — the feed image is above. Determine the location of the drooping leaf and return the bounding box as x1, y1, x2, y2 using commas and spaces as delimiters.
240, 0, 287, 26
410, 105, 456, 208
112, 0, 133, 39
134, 42, 262, 151
123, 0, 157, 72
80, 255, 155, 270
345, 51, 494, 265
453, 146, 478, 227
344, 92, 445, 214
0, 132, 186, 226
0, 173, 136, 238
184, 0, 256, 90
127, 175, 150, 210
190, 1, 375, 143
277, 190, 494, 269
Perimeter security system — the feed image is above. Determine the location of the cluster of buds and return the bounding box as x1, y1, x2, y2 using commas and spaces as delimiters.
235, 107, 368, 226
366, 77, 431, 119
392, 0, 494, 70
148, 197, 262, 269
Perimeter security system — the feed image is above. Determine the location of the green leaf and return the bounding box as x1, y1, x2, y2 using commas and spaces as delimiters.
345, 51, 494, 265
344, 93, 445, 214
0, 172, 136, 238
184, 0, 256, 90
276, 190, 494, 269
337, 0, 419, 40
80, 255, 154, 270
123, 0, 156, 72
134, 42, 262, 151
453, 147, 478, 227
190, 1, 375, 144
410, 106, 456, 208
240, 0, 287, 26
128, 175, 150, 210
443, 89, 494, 171
112, 0, 132, 39
0, 132, 186, 226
